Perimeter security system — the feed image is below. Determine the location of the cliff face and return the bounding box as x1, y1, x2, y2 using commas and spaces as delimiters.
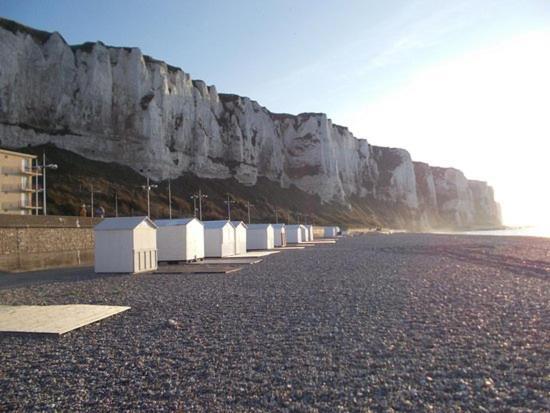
413, 162, 440, 228
0, 18, 501, 229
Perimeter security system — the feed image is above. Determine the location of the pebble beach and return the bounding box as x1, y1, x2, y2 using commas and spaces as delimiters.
0, 233, 548, 411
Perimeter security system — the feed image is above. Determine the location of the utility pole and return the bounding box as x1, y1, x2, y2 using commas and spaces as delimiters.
190, 194, 198, 217
91, 184, 94, 218
114, 191, 118, 217
274, 207, 279, 224
246, 201, 254, 224
43, 152, 46, 216
89, 185, 104, 218
35, 158, 39, 216
198, 188, 207, 221
141, 177, 158, 218
41, 152, 57, 216
168, 178, 172, 219
296, 212, 302, 224
224, 194, 235, 221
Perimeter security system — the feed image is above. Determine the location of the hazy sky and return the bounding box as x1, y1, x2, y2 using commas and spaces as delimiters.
2, 0, 550, 225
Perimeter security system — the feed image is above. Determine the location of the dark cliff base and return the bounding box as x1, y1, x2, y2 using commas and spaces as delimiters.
13, 145, 383, 227
10, 145, 493, 230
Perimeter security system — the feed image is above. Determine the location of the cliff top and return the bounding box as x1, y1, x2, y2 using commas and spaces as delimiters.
0, 16, 58, 44
0, 16, 484, 192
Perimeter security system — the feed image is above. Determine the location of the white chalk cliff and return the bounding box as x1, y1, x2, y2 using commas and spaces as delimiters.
0, 18, 501, 229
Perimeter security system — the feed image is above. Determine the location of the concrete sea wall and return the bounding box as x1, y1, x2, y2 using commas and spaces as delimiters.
0, 215, 101, 272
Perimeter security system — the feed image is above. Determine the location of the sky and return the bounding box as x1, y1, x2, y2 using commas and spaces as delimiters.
2, 0, 550, 226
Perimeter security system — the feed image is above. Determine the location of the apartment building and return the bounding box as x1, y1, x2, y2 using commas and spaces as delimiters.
0, 148, 41, 215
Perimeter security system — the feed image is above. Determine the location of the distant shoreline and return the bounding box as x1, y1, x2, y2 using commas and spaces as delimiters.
432, 226, 550, 239
347, 225, 550, 239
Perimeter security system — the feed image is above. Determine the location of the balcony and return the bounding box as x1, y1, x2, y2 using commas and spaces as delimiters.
22, 204, 41, 210
1, 202, 22, 211
1, 167, 42, 176
1, 184, 36, 193
1, 201, 40, 212
22, 167, 42, 176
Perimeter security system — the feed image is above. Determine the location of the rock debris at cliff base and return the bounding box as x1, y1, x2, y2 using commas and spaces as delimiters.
0, 17, 501, 229
1, 234, 548, 411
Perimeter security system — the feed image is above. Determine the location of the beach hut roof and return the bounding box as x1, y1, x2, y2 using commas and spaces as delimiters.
203, 220, 232, 229
247, 224, 273, 229
95, 216, 157, 231
230, 221, 248, 228
272, 223, 285, 229
155, 218, 201, 227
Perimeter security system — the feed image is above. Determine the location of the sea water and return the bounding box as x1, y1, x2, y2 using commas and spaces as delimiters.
461, 225, 550, 239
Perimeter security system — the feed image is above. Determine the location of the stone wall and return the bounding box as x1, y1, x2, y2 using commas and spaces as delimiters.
0, 215, 101, 272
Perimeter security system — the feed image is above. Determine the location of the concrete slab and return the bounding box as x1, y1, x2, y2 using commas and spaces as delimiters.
0, 304, 130, 336
231, 251, 281, 258
0, 267, 102, 290
274, 246, 306, 250
191, 258, 262, 265
156, 264, 243, 274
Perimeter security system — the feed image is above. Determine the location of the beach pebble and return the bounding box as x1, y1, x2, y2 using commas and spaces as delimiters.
0, 234, 548, 411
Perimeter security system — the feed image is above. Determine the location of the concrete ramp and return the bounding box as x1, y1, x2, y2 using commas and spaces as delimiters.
0, 304, 130, 335
156, 264, 243, 274
192, 258, 262, 265
231, 251, 281, 258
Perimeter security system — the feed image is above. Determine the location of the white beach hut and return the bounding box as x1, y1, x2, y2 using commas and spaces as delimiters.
155, 218, 204, 262
324, 226, 338, 237
300, 224, 309, 242
231, 221, 248, 255
203, 220, 235, 257
306, 225, 314, 241
286, 224, 303, 243
94, 216, 158, 274
247, 224, 275, 250
272, 223, 287, 247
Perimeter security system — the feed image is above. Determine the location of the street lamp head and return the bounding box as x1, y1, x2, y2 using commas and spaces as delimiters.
46, 164, 58, 170
151, 185, 158, 189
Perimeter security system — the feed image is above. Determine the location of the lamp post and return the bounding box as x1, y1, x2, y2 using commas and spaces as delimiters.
91, 184, 94, 218
275, 207, 279, 224
39, 152, 58, 216
246, 201, 254, 224
34, 160, 41, 216
168, 178, 172, 219
190, 194, 198, 217
296, 212, 302, 224
198, 188, 207, 220
89, 185, 104, 218
224, 194, 236, 221
114, 191, 118, 217
141, 177, 158, 218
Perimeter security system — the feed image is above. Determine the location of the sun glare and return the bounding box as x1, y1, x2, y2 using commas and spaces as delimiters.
343, 30, 550, 227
